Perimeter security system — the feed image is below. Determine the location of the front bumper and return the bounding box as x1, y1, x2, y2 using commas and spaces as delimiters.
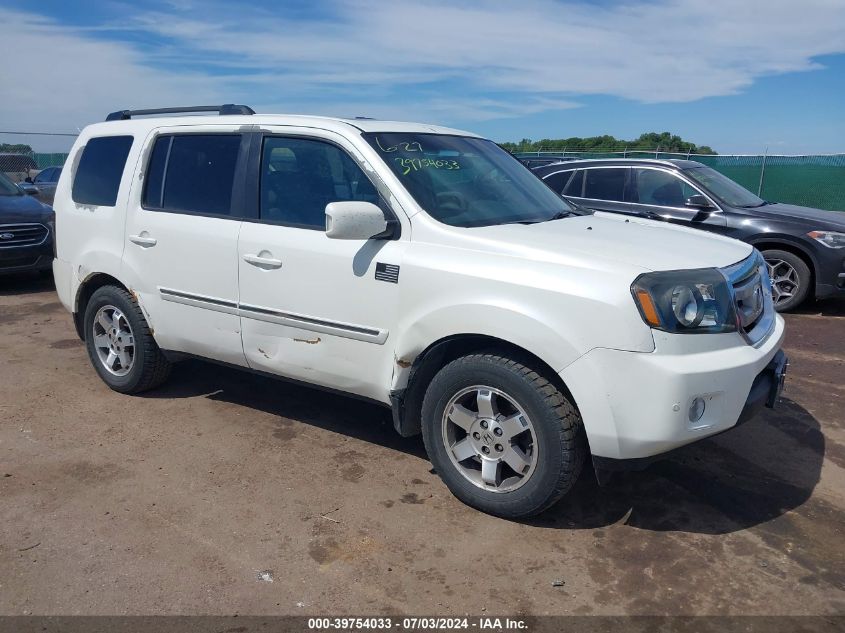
592, 349, 788, 473
0, 241, 53, 274
560, 314, 786, 461
813, 245, 845, 299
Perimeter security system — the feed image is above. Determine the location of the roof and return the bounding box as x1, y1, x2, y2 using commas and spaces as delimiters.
83, 112, 480, 140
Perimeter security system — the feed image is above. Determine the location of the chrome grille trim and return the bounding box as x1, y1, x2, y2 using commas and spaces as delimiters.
0, 223, 49, 248
722, 252, 775, 347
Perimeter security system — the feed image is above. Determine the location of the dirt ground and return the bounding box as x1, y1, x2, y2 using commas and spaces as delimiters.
1, 274, 843, 616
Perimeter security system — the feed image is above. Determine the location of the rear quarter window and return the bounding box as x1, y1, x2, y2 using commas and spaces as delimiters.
542, 170, 573, 193
71, 136, 133, 206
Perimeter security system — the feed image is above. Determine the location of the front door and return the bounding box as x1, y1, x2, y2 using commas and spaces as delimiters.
237, 131, 405, 402
122, 127, 251, 366
626, 167, 727, 232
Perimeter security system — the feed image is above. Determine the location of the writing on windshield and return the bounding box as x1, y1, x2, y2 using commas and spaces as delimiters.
365, 133, 573, 227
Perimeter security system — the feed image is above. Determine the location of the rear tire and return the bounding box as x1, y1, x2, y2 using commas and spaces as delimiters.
421, 352, 585, 519
762, 249, 811, 312
83, 285, 171, 393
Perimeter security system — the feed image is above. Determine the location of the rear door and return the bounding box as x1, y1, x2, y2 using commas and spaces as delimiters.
121, 126, 252, 366
236, 128, 405, 402
565, 167, 633, 215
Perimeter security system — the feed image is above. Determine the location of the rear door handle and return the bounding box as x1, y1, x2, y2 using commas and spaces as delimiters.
129, 233, 157, 247
243, 253, 283, 269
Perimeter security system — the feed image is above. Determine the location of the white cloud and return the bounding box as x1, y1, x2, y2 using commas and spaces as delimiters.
125, 0, 845, 103
1, 0, 845, 147
0, 8, 223, 141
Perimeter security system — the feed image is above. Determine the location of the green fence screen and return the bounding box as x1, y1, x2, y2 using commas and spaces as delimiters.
31, 152, 71, 169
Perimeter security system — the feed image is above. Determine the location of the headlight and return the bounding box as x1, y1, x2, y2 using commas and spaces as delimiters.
631, 269, 736, 333
808, 230, 845, 248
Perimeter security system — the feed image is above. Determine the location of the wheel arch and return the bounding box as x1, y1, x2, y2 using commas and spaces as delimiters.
390, 332, 580, 438
72, 272, 131, 340
748, 237, 817, 293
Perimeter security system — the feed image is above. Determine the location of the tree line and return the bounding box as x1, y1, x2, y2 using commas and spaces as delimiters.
500, 132, 716, 155
0, 143, 34, 154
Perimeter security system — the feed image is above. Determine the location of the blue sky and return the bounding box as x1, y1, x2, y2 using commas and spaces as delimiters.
1, 0, 844, 154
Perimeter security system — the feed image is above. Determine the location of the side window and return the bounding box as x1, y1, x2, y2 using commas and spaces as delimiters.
632, 168, 698, 207
583, 168, 627, 201
72, 136, 133, 206
562, 169, 584, 197
34, 168, 53, 183
542, 170, 573, 194
260, 137, 381, 229
143, 134, 242, 216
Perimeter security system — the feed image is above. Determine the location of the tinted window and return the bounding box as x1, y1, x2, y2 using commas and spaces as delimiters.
72, 136, 133, 206
143, 134, 241, 216
583, 168, 627, 201
0, 171, 22, 196
542, 170, 573, 193
142, 137, 170, 209
562, 169, 584, 196
34, 168, 54, 183
260, 137, 381, 229
632, 168, 698, 206
684, 166, 763, 207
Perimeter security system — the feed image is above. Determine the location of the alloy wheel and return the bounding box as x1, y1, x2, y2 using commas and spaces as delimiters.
765, 258, 800, 307
91, 305, 135, 376
441, 385, 538, 492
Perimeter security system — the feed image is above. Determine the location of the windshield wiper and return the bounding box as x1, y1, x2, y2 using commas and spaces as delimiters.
620, 209, 664, 221
503, 210, 573, 225
546, 210, 573, 221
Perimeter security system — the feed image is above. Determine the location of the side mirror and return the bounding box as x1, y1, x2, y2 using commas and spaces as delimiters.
24, 176, 33, 184
325, 201, 388, 240
685, 194, 714, 209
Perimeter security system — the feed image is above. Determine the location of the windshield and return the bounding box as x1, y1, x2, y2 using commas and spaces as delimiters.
683, 166, 765, 208
0, 171, 23, 196
363, 133, 574, 227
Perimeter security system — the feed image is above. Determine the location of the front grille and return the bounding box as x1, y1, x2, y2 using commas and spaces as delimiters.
0, 223, 49, 248
722, 252, 775, 346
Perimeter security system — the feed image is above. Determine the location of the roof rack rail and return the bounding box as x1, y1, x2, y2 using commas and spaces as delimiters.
105, 104, 255, 121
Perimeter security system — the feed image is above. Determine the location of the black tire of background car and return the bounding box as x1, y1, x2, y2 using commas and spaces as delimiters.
421, 352, 586, 519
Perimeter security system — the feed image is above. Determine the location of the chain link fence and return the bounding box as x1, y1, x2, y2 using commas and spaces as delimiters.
515, 149, 845, 212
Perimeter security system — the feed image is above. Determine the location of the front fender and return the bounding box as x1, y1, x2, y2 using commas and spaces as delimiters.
391, 302, 585, 391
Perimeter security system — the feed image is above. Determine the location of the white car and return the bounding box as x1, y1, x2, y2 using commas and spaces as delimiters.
52, 105, 788, 518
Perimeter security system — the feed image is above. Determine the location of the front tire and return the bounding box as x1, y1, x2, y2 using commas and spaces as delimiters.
83, 285, 171, 393
421, 352, 585, 518
762, 249, 811, 312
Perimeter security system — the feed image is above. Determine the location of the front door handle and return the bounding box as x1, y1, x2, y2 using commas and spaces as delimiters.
243, 253, 283, 269
129, 233, 157, 247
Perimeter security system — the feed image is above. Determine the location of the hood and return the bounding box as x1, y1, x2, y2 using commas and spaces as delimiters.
467, 211, 752, 273
0, 192, 52, 223
745, 202, 845, 230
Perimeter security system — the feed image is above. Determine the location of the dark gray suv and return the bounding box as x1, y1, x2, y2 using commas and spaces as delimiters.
533, 158, 845, 311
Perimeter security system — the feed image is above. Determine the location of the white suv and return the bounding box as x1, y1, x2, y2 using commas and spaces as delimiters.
52, 105, 787, 518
